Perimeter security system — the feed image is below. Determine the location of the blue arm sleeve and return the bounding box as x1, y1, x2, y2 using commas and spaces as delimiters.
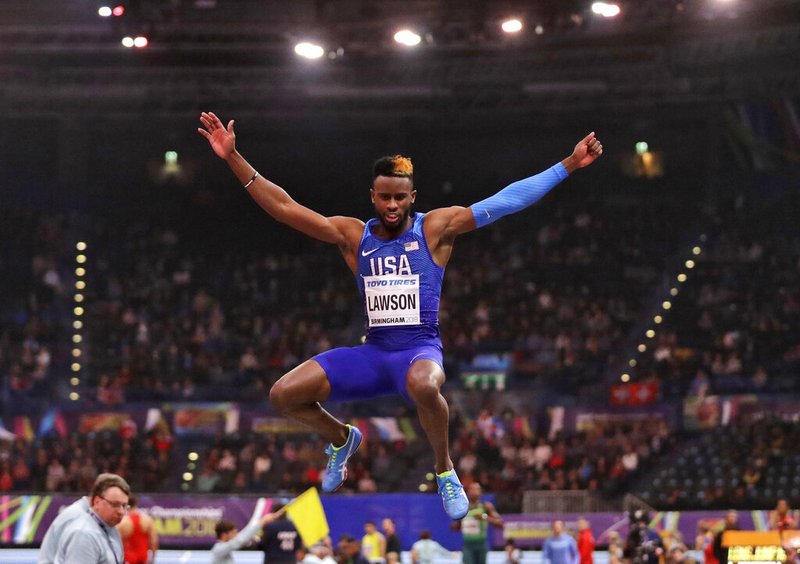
470, 162, 568, 228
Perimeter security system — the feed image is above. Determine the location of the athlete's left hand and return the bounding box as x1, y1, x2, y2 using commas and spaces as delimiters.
569, 132, 603, 169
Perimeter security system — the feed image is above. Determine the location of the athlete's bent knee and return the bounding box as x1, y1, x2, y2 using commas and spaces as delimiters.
269, 361, 331, 412
406, 373, 442, 405
269, 378, 293, 412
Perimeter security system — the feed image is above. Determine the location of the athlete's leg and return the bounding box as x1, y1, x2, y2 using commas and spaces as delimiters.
406, 357, 468, 519
462, 544, 478, 564
274, 345, 395, 493
405, 359, 452, 474
269, 359, 349, 446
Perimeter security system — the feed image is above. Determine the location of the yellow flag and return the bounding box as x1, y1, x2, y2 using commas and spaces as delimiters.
285, 487, 330, 548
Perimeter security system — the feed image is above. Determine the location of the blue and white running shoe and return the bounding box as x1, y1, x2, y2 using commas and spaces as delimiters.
436, 469, 469, 519
321, 424, 363, 493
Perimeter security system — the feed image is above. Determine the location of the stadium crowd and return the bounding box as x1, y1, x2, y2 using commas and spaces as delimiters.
0, 400, 672, 515
631, 191, 800, 399
4, 189, 701, 407
640, 416, 800, 510
2, 179, 799, 512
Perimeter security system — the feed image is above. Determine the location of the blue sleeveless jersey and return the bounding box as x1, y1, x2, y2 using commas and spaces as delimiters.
356, 212, 444, 350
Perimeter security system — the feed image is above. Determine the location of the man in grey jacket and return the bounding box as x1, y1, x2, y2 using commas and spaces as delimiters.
54, 474, 132, 564
38, 473, 129, 564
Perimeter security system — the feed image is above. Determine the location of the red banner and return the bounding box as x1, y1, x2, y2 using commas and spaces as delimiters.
610, 381, 660, 406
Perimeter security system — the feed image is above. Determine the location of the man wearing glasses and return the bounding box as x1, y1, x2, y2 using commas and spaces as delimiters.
38, 473, 130, 564
53, 474, 131, 564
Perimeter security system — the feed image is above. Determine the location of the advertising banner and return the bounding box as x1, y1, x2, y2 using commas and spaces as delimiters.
0, 493, 463, 549
0, 493, 265, 547
1, 493, 791, 551
491, 510, 791, 549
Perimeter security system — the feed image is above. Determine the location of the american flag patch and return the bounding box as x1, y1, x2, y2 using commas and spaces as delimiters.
404, 241, 419, 252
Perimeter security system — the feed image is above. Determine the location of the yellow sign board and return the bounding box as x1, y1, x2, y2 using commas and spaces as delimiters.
722, 531, 794, 564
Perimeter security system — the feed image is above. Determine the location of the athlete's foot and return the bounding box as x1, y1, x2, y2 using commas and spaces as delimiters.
321, 424, 363, 493
436, 469, 469, 519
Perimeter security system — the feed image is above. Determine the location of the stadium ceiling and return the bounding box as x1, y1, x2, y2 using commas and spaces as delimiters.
1, 0, 800, 119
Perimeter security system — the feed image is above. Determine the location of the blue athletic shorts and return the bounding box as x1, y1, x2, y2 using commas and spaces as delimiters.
313, 343, 444, 402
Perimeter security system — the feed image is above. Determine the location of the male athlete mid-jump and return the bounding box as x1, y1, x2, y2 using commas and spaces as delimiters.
199, 111, 602, 519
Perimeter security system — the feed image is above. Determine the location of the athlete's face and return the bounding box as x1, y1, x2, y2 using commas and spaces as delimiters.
467, 482, 482, 502
371, 176, 416, 233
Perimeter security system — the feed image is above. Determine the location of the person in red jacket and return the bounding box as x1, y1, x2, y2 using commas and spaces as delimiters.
117, 495, 158, 564
577, 518, 595, 564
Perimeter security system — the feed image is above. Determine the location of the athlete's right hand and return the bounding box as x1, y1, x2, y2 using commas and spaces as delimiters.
197, 111, 235, 159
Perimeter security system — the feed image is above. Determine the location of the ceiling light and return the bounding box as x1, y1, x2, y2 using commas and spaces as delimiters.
394, 30, 421, 47
591, 2, 621, 17
295, 42, 325, 59
501, 19, 523, 33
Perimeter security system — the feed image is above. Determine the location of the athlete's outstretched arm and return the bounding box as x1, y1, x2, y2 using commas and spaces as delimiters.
423, 132, 602, 266
198, 112, 361, 247
427, 132, 603, 241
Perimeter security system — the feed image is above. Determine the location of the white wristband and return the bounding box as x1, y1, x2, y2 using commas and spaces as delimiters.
244, 171, 259, 189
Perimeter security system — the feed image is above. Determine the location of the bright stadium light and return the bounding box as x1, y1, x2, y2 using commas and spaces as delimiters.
98, 6, 112, 17
591, 2, 621, 17
394, 29, 421, 47
294, 42, 325, 59
122, 36, 135, 48
501, 19, 523, 33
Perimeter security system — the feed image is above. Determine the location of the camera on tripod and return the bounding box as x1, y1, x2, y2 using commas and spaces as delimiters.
625, 509, 663, 564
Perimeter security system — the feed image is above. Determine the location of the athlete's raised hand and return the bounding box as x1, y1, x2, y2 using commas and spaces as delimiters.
568, 132, 603, 170
198, 111, 236, 160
